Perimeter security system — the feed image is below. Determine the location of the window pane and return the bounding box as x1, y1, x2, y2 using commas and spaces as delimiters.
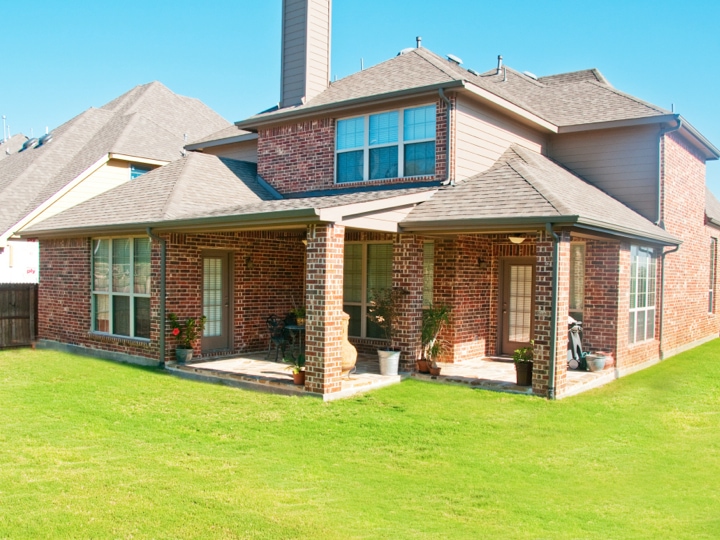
130, 164, 152, 179
404, 105, 436, 141
343, 244, 363, 303
344, 304, 361, 337
369, 146, 398, 179
636, 310, 645, 342
628, 312, 635, 343
93, 239, 110, 292
113, 296, 130, 336
134, 238, 151, 295
94, 294, 109, 333
337, 117, 364, 150
134, 297, 150, 339
423, 242, 434, 307
112, 238, 131, 293
369, 111, 398, 146
203, 258, 223, 337
367, 244, 393, 299
404, 141, 435, 176
337, 151, 363, 183
569, 243, 585, 312
646, 307, 655, 341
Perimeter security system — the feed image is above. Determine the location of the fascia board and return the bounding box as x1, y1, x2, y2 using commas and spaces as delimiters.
108, 153, 169, 166
316, 191, 438, 223
185, 133, 258, 151
558, 114, 677, 134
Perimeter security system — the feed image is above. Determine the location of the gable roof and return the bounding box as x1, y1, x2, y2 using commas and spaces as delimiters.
237, 47, 670, 130
706, 188, 720, 229
23, 153, 436, 237
0, 134, 28, 161
401, 145, 679, 245
0, 82, 230, 242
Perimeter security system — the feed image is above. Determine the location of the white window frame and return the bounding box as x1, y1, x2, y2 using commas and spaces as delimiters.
336, 104, 436, 183
628, 245, 656, 344
91, 236, 151, 340
710, 238, 717, 314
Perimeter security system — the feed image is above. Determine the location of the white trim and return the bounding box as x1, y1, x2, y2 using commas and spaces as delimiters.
108, 153, 169, 166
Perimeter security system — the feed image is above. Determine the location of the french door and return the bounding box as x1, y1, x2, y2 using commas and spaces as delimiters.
500, 258, 535, 356
201, 251, 231, 352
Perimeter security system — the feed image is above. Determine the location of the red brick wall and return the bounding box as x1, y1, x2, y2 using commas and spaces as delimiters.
582, 239, 621, 353
257, 99, 448, 194
659, 132, 720, 354
393, 234, 424, 370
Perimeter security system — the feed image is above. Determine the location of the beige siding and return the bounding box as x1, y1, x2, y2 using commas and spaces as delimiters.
23, 160, 141, 229
200, 141, 258, 163
281, 0, 330, 108
549, 125, 659, 221
455, 97, 547, 180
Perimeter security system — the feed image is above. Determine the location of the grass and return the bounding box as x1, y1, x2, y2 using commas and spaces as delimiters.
0, 344, 719, 539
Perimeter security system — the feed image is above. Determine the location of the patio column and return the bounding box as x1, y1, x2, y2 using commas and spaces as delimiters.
533, 229, 570, 397
304, 223, 344, 395
393, 234, 424, 370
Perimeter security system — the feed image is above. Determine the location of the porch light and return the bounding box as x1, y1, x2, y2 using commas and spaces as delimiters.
508, 235, 526, 244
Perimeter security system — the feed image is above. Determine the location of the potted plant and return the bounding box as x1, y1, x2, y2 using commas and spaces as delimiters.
367, 287, 408, 376
420, 304, 450, 375
513, 340, 534, 386
168, 313, 207, 363
283, 350, 306, 385
290, 306, 306, 326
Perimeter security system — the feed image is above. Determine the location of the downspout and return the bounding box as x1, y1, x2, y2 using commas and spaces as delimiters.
545, 223, 560, 400
656, 114, 682, 226
147, 228, 166, 365
659, 244, 680, 359
438, 88, 453, 186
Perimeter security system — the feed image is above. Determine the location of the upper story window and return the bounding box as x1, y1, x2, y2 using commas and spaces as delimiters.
629, 245, 656, 344
336, 104, 436, 183
130, 164, 152, 180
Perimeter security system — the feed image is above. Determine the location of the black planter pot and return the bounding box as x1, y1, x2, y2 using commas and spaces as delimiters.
515, 361, 533, 386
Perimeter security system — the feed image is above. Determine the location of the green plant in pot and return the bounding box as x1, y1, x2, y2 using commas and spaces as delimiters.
367, 287, 409, 376
283, 350, 306, 385
513, 340, 534, 386
291, 306, 306, 325
168, 313, 207, 363
420, 304, 450, 375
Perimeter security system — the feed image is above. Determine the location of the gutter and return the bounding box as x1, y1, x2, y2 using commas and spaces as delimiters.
146, 228, 166, 365
656, 114, 682, 226
545, 223, 560, 400
659, 243, 681, 360
438, 88, 453, 185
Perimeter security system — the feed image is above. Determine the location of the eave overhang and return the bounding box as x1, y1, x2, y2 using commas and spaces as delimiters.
185, 132, 259, 151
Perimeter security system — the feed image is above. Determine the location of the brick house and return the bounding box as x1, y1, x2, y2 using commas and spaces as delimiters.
24, 0, 720, 398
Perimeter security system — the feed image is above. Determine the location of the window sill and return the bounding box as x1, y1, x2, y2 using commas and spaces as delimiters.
88, 332, 152, 346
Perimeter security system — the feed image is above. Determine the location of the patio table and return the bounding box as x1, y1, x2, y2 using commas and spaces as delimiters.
284, 324, 305, 355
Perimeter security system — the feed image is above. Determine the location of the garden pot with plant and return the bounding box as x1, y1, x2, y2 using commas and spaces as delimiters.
283, 351, 306, 386
367, 287, 408, 376
168, 313, 207, 363
513, 341, 534, 386
421, 304, 450, 375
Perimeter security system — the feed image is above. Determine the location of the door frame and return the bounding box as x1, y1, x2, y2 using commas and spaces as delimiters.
201, 250, 233, 353
497, 257, 536, 356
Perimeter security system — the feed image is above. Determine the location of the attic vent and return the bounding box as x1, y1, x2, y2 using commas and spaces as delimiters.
38, 132, 53, 146
20, 138, 38, 152
467, 68, 480, 76
447, 54, 463, 65
523, 71, 538, 80
398, 47, 414, 56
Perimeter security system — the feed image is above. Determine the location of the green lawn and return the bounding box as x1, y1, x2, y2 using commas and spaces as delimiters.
1, 344, 719, 539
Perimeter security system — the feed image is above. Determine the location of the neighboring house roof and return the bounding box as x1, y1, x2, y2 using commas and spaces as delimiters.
0, 81, 230, 242
23, 153, 436, 237
401, 145, 679, 245
185, 125, 257, 150
0, 133, 28, 160
705, 188, 720, 229
238, 47, 668, 129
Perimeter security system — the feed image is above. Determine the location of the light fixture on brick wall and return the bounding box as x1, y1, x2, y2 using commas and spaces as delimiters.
244, 255, 254, 270
508, 235, 526, 244
477, 257, 489, 270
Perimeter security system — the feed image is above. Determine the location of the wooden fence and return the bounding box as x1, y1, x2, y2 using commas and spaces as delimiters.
0, 284, 37, 348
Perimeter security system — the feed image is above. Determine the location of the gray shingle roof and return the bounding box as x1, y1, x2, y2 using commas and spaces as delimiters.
706, 188, 720, 228
402, 145, 678, 244
187, 125, 255, 147
0, 82, 230, 238
24, 153, 434, 235
0, 134, 28, 161
239, 48, 669, 129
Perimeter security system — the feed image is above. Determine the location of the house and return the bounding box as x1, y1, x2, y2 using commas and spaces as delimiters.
23, 0, 720, 399
0, 82, 230, 283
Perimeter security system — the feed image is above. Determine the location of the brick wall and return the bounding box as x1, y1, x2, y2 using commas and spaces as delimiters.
257, 98, 448, 194
393, 234, 424, 370
582, 239, 621, 353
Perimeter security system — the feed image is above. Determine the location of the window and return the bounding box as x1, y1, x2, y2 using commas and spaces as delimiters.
92, 237, 151, 339
710, 238, 717, 313
343, 243, 393, 338
130, 164, 152, 179
336, 104, 436, 183
423, 241, 434, 307
569, 243, 585, 322
628, 246, 656, 344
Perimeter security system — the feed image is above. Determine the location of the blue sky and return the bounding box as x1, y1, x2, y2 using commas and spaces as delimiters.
2, 0, 719, 193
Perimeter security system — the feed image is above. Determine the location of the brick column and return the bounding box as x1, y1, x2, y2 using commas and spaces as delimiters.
304, 223, 344, 395
393, 234, 424, 370
533, 230, 570, 397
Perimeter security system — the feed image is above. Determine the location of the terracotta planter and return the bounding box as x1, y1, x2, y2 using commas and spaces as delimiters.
416, 359, 430, 373
515, 361, 533, 386
175, 348, 193, 363
292, 370, 306, 386
428, 365, 441, 376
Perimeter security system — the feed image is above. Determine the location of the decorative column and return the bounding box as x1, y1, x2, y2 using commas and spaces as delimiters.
393, 234, 424, 371
533, 230, 570, 397
304, 223, 345, 395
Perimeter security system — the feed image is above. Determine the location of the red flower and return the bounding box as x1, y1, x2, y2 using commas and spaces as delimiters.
172, 328, 180, 336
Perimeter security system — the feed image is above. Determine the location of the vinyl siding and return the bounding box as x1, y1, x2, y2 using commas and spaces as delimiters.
199, 141, 258, 163
548, 125, 659, 221
455, 96, 547, 180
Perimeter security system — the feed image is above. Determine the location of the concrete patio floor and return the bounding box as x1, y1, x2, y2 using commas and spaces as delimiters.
166, 351, 617, 400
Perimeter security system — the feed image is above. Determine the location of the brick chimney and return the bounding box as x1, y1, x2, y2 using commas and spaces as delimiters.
280, 0, 332, 109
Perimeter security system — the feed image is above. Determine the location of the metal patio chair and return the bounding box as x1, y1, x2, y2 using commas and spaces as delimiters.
265, 315, 288, 361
